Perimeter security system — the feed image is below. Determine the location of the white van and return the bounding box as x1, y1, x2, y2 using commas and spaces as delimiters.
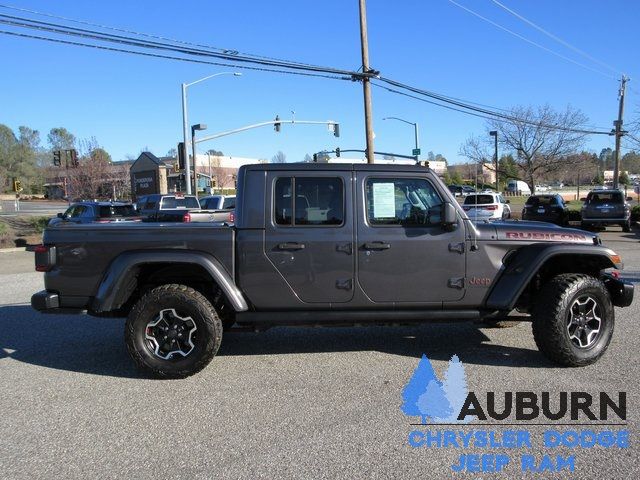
506, 180, 531, 195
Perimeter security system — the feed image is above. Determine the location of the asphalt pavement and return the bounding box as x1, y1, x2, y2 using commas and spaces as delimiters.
1, 229, 639, 479
0, 200, 67, 217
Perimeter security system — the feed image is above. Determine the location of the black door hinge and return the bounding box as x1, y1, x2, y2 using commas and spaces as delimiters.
448, 277, 465, 289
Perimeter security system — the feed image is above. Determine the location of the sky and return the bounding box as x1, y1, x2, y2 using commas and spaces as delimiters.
1, 0, 639, 164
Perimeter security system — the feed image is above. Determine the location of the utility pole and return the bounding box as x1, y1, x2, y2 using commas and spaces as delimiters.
358, 0, 375, 164
613, 75, 628, 190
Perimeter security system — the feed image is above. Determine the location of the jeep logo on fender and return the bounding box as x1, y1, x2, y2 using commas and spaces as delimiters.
505, 232, 588, 243
469, 277, 491, 286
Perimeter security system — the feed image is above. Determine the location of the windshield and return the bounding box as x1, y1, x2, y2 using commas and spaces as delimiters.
464, 194, 494, 205
586, 192, 623, 204
98, 205, 137, 217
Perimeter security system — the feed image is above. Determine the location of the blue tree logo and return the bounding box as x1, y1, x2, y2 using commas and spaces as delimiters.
401, 354, 471, 423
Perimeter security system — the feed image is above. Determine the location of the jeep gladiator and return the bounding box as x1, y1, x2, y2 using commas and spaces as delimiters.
32, 163, 634, 378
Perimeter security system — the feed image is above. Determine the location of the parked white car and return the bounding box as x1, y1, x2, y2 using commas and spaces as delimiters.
462, 193, 511, 221
535, 185, 549, 192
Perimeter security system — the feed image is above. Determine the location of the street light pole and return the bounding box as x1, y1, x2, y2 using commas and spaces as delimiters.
181, 72, 241, 194
489, 130, 498, 191
191, 124, 207, 198
383, 117, 419, 160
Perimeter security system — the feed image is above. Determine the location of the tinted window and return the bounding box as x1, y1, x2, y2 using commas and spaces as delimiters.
160, 196, 200, 209
222, 197, 236, 209
464, 194, 495, 205
274, 177, 344, 226
586, 192, 623, 204
71, 206, 86, 218
98, 205, 137, 217
366, 178, 442, 226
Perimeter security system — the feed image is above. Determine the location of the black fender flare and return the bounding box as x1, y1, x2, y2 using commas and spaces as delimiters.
91, 250, 249, 313
485, 243, 619, 311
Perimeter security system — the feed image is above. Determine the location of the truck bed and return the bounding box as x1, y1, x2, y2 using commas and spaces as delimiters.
42, 222, 235, 309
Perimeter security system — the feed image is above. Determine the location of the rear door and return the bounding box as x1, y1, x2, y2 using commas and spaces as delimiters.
264, 171, 354, 303
356, 173, 466, 304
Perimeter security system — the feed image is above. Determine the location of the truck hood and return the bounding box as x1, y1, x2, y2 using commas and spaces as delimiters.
475, 220, 598, 245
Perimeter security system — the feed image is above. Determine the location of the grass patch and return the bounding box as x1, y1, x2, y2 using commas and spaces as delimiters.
0, 220, 8, 236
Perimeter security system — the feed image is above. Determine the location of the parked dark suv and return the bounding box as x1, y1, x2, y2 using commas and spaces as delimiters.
522, 194, 569, 225
580, 190, 632, 232
49, 201, 140, 226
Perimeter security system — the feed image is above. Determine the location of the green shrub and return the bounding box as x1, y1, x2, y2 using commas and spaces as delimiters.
631, 205, 640, 222
30, 216, 50, 234
0, 221, 8, 236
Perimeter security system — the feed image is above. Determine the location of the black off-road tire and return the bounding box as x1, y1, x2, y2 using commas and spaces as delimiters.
532, 274, 614, 367
125, 284, 222, 378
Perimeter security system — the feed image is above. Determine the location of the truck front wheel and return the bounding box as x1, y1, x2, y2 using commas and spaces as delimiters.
532, 274, 614, 367
125, 284, 222, 378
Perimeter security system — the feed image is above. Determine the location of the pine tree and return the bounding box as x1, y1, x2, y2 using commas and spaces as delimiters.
401, 354, 438, 417
417, 380, 452, 423
442, 355, 471, 423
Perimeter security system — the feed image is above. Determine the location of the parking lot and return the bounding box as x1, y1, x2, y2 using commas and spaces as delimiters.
1, 228, 639, 479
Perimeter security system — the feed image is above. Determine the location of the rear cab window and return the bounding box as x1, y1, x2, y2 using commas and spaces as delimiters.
274, 177, 344, 226
464, 194, 494, 205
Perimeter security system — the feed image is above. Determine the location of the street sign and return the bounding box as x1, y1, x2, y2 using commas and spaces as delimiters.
412, 148, 421, 156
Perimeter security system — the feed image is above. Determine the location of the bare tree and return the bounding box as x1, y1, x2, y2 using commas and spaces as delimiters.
271, 151, 287, 163
487, 105, 589, 192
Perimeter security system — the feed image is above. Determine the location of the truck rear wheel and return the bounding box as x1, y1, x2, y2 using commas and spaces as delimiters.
125, 284, 222, 378
532, 274, 614, 367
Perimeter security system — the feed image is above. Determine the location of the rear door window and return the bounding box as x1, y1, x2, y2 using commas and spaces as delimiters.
274, 177, 344, 226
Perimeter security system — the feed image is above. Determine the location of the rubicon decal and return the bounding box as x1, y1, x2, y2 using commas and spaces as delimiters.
504, 231, 589, 242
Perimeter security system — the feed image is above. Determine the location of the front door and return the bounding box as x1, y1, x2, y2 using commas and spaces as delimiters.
356, 173, 466, 304
264, 172, 354, 304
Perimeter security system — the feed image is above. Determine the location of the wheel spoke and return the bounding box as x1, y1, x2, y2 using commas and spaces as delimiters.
145, 309, 197, 360
567, 295, 603, 349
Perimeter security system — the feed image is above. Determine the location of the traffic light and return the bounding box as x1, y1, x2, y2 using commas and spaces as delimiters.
335, 147, 341, 158
68, 149, 79, 167
174, 162, 180, 173
178, 142, 185, 169
274, 115, 281, 133
333, 123, 340, 137
53, 150, 61, 166
13, 179, 22, 192
313, 153, 318, 162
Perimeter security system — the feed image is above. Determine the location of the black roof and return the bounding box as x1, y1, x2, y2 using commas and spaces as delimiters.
242, 163, 432, 173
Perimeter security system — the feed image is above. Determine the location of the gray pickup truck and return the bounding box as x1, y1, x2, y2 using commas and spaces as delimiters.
137, 194, 232, 223
32, 163, 633, 378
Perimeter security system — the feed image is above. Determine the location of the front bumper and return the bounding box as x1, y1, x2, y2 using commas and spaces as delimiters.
602, 275, 634, 307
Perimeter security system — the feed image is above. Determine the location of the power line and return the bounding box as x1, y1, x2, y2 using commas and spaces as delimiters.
446, 0, 617, 80
378, 76, 611, 134
0, 2, 326, 70
0, 13, 359, 77
489, 0, 623, 76
0, 29, 350, 81
0, 6, 615, 137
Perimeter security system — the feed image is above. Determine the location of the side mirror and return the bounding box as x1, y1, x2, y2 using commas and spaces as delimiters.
442, 202, 457, 226
57, 213, 64, 218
